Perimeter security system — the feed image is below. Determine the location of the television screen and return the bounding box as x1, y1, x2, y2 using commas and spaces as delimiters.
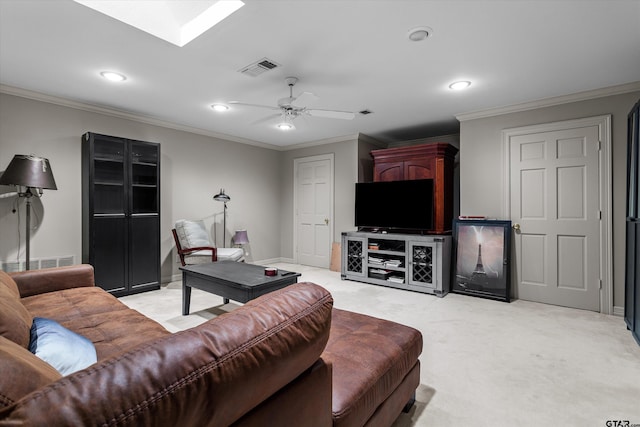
355, 179, 434, 231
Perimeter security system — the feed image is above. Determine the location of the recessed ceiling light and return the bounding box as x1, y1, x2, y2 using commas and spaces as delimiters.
449, 81, 471, 90
408, 26, 433, 42
100, 71, 126, 82
211, 104, 229, 112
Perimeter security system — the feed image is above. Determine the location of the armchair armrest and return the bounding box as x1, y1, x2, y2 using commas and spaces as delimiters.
10, 264, 95, 298
180, 246, 218, 257
172, 228, 218, 264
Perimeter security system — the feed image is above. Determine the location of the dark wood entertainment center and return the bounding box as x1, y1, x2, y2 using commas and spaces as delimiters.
371, 142, 458, 234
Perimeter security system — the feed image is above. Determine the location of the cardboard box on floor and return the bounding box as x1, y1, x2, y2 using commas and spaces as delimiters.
330, 242, 341, 272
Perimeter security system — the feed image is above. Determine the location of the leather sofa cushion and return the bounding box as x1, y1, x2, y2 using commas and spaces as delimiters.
0, 336, 62, 409
0, 270, 20, 298
0, 271, 33, 348
10, 264, 95, 298
22, 287, 170, 360
1, 282, 333, 426
323, 308, 423, 427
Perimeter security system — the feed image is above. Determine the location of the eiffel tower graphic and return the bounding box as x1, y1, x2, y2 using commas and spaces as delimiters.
470, 243, 489, 288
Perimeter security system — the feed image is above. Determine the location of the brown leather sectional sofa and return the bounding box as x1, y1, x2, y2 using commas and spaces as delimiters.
0, 265, 422, 426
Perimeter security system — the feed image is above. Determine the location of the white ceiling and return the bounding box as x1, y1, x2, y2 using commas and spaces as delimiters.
1, 0, 639, 148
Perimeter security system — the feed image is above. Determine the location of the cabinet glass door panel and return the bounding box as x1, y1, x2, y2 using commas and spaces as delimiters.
93, 137, 125, 214
94, 184, 125, 214
94, 138, 125, 161
131, 163, 157, 185
130, 142, 158, 165
345, 237, 365, 276
94, 160, 124, 184
130, 142, 158, 214
408, 241, 436, 289
131, 187, 158, 213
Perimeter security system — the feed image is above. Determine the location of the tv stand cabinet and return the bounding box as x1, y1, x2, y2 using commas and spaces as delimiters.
341, 231, 451, 297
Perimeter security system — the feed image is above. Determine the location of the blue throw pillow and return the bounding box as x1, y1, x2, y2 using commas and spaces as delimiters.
29, 317, 97, 376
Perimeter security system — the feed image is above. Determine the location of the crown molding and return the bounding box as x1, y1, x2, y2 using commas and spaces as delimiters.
357, 133, 387, 149
0, 84, 281, 150
280, 133, 362, 151
456, 81, 640, 122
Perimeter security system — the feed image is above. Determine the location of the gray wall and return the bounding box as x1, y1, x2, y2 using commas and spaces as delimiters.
0, 93, 282, 282
3, 88, 638, 312
278, 136, 360, 260
459, 90, 640, 310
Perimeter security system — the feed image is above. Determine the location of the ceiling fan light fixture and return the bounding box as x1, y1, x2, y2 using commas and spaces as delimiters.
100, 71, 126, 82
211, 103, 229, 112
277, 121, 295, 131
449, 80, 471, 90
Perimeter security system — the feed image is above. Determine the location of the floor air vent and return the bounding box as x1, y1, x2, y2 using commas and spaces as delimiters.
238, 57, 280, 77
2, 255, 75, 272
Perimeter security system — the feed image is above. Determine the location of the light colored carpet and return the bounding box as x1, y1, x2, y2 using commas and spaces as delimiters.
120, 263, 640, 427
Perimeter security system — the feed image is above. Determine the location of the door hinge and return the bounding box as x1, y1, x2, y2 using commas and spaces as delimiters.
599, 279, 602, 289
598, 139, 602, 151
598, 210, 602, 220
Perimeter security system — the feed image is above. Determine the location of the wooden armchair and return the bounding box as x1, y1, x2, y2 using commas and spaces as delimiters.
172, 228, 217, 266
172, 220, 243, 266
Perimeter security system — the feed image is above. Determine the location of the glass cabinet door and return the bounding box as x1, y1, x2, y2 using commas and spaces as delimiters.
130, 141, 159, 214
343, 236, 366, 277
408, 241, 437, 289
93, 137, 125, 215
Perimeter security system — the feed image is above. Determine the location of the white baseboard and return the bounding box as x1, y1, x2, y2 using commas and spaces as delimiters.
613, 306, 625, 317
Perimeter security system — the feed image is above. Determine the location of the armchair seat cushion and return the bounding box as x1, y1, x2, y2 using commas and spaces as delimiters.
217, 247, 244, 262
183, 248, 244, 264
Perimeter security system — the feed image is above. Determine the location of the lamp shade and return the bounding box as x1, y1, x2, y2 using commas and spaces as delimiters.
233, 229, 249, 245
213, 188, 230, 202
0, 155, 57, 189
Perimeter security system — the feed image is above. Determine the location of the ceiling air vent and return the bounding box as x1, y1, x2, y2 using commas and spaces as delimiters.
238, 57, 280, 77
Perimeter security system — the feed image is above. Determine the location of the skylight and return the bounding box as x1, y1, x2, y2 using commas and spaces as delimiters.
73, 0, 244, 47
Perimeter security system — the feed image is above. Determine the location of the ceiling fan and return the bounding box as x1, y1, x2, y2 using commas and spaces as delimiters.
229, 77, 355, 129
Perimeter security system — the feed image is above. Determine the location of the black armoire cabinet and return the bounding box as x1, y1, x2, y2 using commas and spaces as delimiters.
82, 132, 160, 296
625, 99, 640, 345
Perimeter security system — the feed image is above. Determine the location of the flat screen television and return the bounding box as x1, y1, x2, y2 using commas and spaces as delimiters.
355, 179, 434, 232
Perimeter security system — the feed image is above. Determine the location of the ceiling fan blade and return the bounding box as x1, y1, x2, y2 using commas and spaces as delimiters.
292, 91, 318, 108
229, 101, 280, 111
307, 109, 355, 120
250, 113, 282, 126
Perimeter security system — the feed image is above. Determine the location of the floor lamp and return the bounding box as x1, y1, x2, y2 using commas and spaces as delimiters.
213, 188, 230, 247
0, 155, 57, 270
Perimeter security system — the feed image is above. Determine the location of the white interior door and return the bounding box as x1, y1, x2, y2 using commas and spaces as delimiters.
294, 154, 334, 268
506, 117, 611, 312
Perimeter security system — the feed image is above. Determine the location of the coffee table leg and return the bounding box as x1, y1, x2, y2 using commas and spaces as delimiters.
183, 284, 192, 316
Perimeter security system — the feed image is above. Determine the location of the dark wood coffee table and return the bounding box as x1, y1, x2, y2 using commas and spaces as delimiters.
180, 261, 301, 315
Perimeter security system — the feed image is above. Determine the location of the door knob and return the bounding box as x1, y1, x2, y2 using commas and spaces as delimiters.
324, 218, 329, 225
513, 223, 521, 231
